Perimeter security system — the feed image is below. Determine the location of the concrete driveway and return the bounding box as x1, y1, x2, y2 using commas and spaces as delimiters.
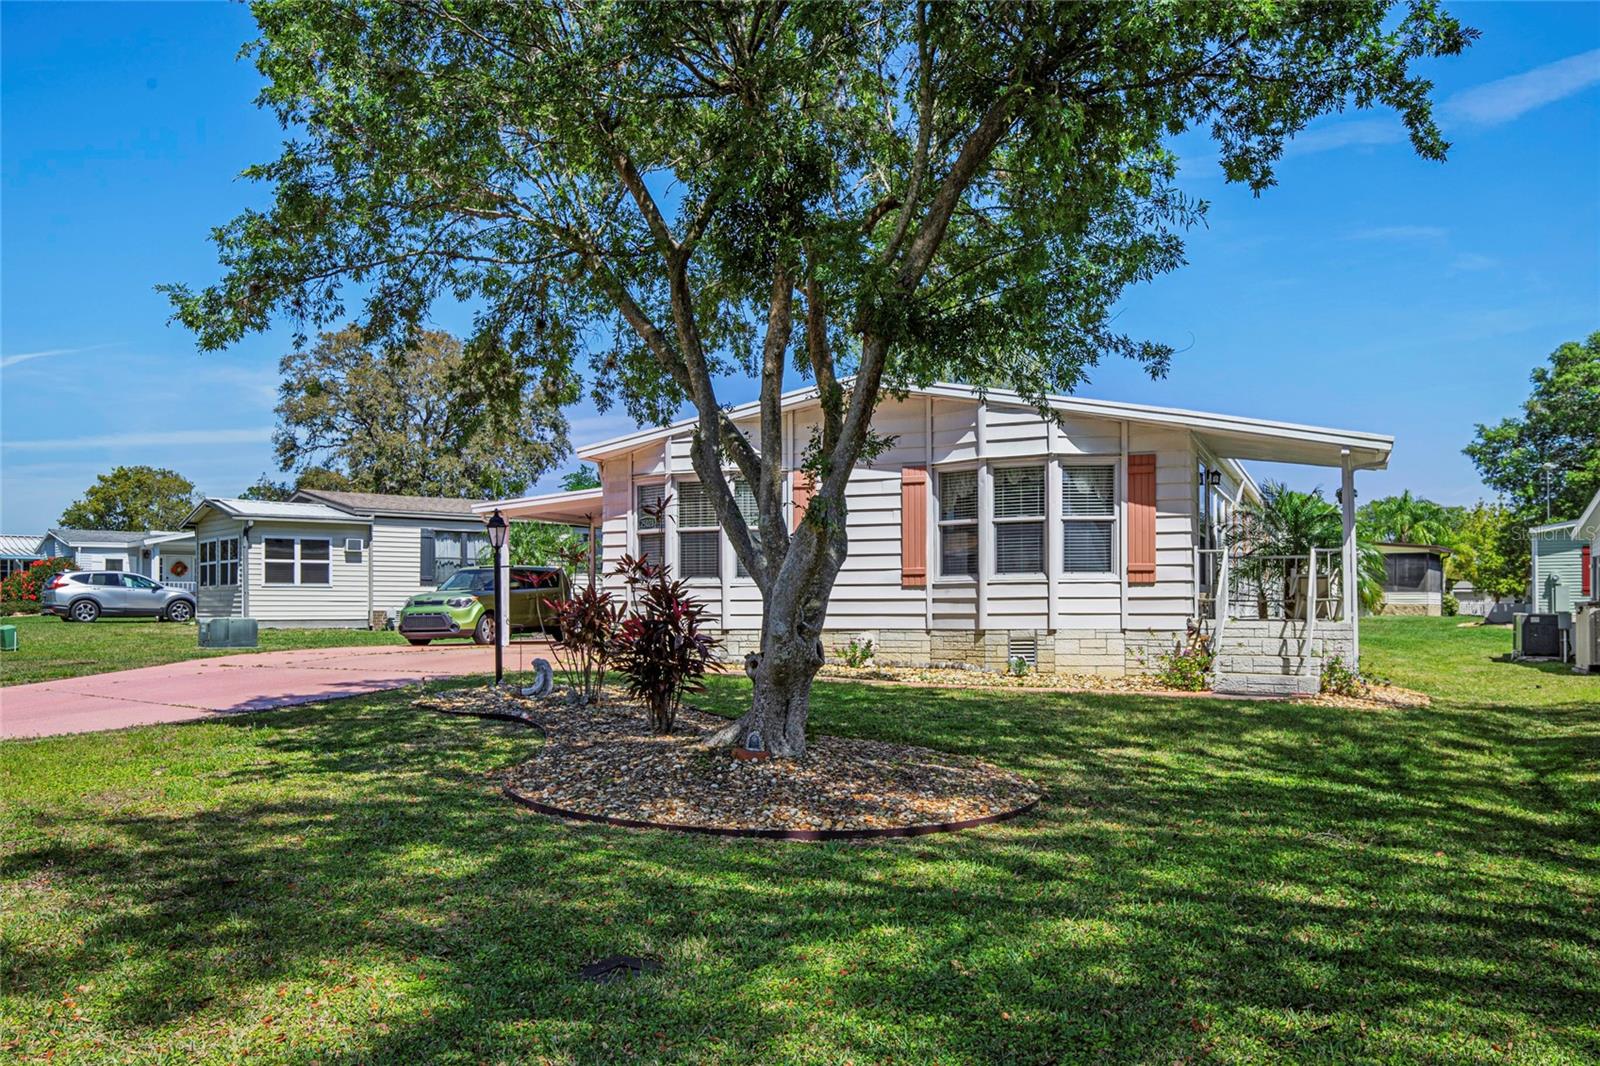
0, 641, 553, 739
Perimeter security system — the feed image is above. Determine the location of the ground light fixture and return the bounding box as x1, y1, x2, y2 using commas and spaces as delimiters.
485, 508, 509, 685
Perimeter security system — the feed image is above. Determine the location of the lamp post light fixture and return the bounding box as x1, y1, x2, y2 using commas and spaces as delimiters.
485, 508, 509, 685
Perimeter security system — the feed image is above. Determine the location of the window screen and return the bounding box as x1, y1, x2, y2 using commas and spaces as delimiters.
1062, 464, 1117, 573
1384, 553, 1428, 590
993, 465, 1045, 574
938, 470, 978, 577
676, 481, 720, 578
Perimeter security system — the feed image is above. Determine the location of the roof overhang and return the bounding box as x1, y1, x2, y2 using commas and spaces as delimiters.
181, 499, 371, 528
476, 488, 603, 526
1375, 542, 1453, 557
576, 381, 1393, 471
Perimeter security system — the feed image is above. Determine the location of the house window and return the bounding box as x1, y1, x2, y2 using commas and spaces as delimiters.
1062, 463, 1116, 573
198, 537, 239, 587
636, 483, 665, 569
104, 558, 123, 572
676, 481, 720, 579
938, 469, 978, 577
732, 479, 760, 579
264, 537, 333, 585
430, 530, 490, 584
993, 465, 1045, 575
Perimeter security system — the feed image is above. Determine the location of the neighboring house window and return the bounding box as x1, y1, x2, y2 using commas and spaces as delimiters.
198, 537, 239, 586
676, 481, 720, 579
636, 484, 665, 569
264, 537, 333, 585
993, 464, 1046, 575
428, 530, 490, 585
1062, 463, 1117, 573
104, 558, 123, 572
732, 479, 760, 579
938, 469, 979, 577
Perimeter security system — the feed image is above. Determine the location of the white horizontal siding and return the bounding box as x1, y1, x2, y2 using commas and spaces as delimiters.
246, 520, 371, 626
194, 513, 244, 618
370, 517, 485, 618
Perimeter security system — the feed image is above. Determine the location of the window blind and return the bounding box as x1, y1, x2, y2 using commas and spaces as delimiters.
940, 470, 978, 522
636, 484, 665, 529
1063, 465, 1115, 517
733, 479, 760, 578
996, 523, 1044, 574
679, 530, 720, 578
1063, 523, 1113, 573
994, 466, 1045, 518
677, 481, 719, 527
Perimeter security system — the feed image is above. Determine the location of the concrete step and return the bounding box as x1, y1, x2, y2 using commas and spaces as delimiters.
1212, 672, 1320, 697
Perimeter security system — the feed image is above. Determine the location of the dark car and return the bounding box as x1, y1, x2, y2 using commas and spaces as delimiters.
41, 570, 198, 623
396, 565, 569, 645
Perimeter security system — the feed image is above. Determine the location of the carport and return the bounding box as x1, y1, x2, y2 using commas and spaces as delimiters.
471, 487, 604, 652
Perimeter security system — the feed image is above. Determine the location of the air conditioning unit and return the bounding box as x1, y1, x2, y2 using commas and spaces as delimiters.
1514, 613, 1566, 659
1575, 604, 1600, 673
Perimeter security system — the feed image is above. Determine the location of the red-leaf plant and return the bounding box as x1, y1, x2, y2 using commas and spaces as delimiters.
550, 584, 622, 704
610, 553, 720, 735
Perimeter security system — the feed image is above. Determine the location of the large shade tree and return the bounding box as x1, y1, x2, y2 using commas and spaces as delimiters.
60, 466, 198, 532
167, 1, 1472, 756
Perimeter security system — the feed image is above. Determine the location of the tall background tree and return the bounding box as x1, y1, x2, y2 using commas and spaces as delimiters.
59, 466, 197, 531
238, 466, 354, 502
1466, 332, 1600, 524
167, 1, 1472, 756
271, 327, 572, 498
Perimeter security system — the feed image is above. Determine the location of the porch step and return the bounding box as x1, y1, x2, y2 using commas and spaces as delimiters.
1212, 671, 1320, 697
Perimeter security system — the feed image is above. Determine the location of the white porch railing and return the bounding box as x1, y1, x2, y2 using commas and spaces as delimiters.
162, 580, 197, 594
1197, 548, 1347, 624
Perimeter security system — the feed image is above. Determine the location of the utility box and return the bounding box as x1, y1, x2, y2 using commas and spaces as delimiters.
199, 618, 259, 649
0, 625, 16, 652
1514, 613, 1566, 659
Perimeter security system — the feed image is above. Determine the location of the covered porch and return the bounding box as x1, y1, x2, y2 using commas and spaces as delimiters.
472, 487, 604, 650
1187, 421, 1392, 694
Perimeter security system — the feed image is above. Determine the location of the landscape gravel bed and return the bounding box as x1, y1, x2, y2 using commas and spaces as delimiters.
417, 686, 1041, 837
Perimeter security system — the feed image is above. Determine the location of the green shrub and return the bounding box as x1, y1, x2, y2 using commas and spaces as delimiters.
841, 636, 875, 669
1319, 655, 1385, 698
1442, 592, 1459, 617
1009, 655, 1031, 677
1155, 635, 1213, 691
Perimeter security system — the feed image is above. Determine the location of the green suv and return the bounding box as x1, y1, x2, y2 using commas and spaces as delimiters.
397, 566, 569, 646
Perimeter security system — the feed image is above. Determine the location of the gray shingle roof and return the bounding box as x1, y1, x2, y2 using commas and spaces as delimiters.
294, 490, 483, 519
47, 528, 185, 547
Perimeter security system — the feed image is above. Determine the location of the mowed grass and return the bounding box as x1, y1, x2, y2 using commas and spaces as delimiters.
0, 615, 407, 686
2, 620, 1596, 1064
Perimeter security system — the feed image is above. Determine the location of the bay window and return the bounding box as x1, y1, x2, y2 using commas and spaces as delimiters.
1062, 463, 1116, 573
198, 537, 239, 587
993, 465, 1045, 574
938, 469, 978, 577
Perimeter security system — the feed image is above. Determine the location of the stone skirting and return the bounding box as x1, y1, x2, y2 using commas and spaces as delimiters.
711, 627, 1191, 677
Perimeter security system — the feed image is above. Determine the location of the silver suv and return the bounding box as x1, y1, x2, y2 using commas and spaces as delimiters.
42, 571, 198, 624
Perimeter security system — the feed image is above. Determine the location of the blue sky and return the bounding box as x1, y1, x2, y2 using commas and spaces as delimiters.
3, 2, 1597, 532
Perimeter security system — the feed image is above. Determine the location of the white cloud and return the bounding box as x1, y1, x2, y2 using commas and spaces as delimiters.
1287, 47, 1600, 158
2, 427, 274, 452
0, 344, 115, 369
1446, 47, 1600, 126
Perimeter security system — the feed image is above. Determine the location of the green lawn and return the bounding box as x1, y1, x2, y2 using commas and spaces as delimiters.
2, 619, 1595, 1064
0, 614, 407, 686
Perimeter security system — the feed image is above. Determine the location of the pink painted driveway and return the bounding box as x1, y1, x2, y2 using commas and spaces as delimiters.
1, 641, 553, 739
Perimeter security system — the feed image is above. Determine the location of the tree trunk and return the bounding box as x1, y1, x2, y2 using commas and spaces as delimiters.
705, 627, 823, 758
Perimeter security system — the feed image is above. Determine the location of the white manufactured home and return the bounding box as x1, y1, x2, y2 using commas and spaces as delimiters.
488, 383, 1392, 694
181, 491, 490, 627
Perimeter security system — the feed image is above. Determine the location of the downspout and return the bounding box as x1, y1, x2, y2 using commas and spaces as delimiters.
241, 521, 254, 618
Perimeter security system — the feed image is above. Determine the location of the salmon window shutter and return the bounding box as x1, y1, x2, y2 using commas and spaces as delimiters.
901, 466, 928, 588
1583, 546, 1592, 597
790, 472, 814, 532
1127, 453, 1157, 586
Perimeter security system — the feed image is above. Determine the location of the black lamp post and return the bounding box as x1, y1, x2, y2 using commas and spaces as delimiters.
485, 508, 508, 685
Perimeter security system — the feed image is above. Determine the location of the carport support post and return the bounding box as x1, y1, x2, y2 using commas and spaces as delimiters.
1340, 450, 1358, 667
492, 519, 510, 683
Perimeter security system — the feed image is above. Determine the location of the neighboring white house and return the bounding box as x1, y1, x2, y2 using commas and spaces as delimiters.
1374, 543, 1451, 616
180, 491, 490, 627
37, 528, 196, 587
484, 382, 1392, 693
0, 534, 47, 580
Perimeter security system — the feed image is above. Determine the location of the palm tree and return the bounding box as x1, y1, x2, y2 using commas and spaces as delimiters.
1229, 481, 1385, 616
1357, 490, 1461, 547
